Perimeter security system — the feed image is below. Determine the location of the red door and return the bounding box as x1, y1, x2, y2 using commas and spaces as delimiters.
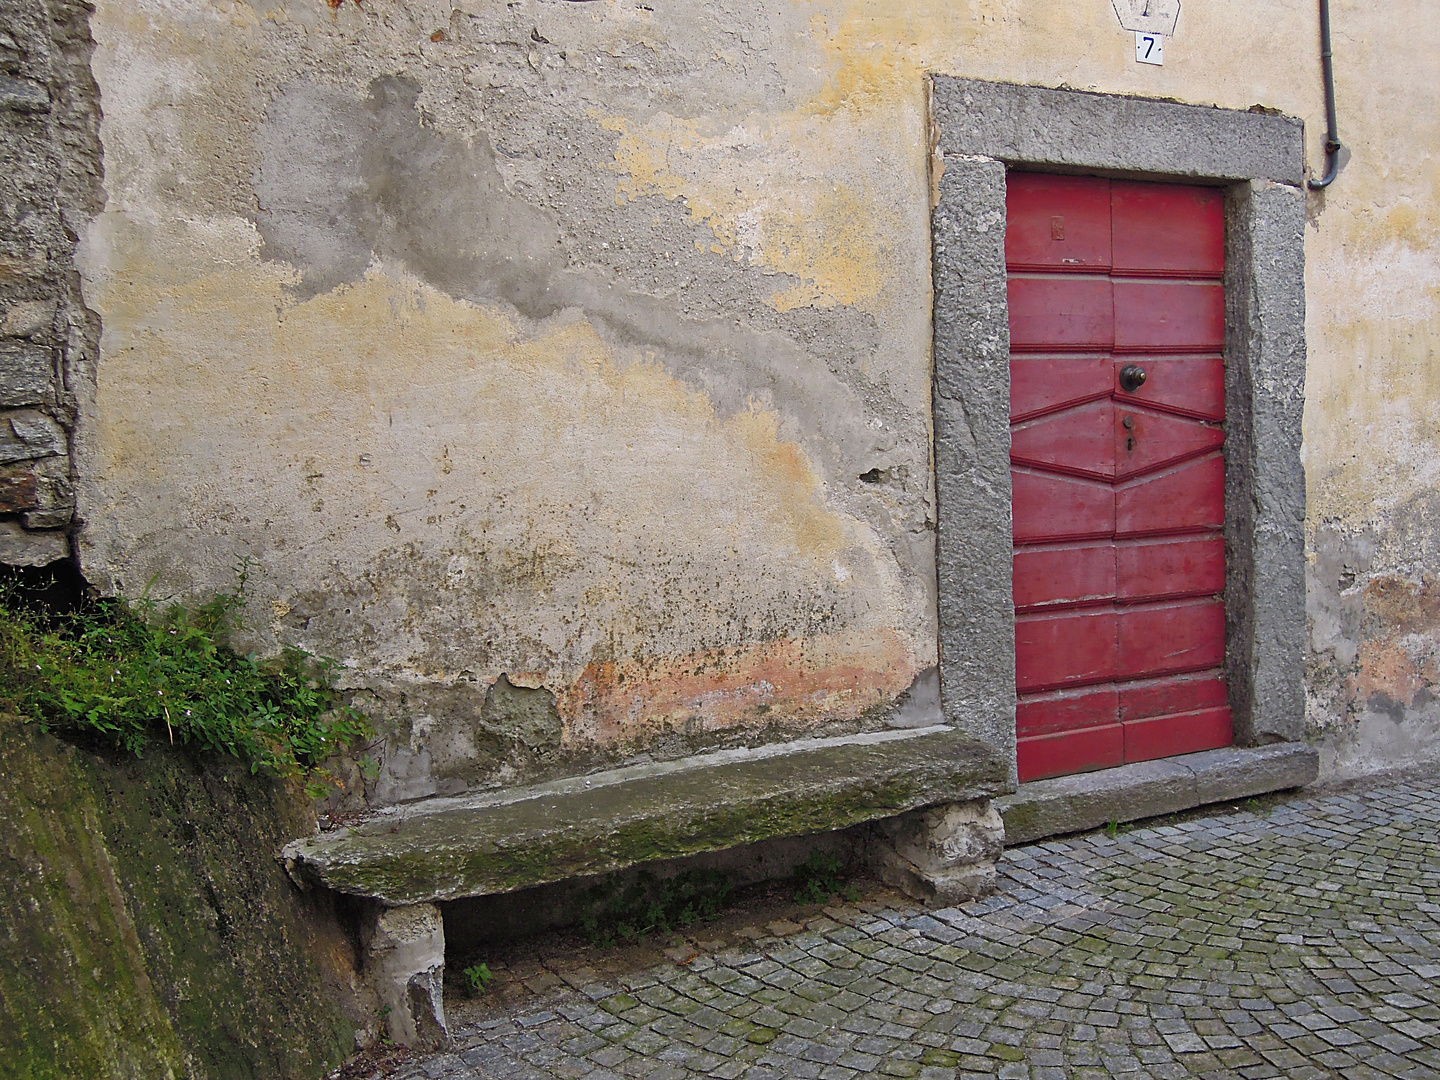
1007, 173, 1232, 783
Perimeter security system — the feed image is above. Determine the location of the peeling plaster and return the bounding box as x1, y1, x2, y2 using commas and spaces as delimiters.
72, 0, 1440, 795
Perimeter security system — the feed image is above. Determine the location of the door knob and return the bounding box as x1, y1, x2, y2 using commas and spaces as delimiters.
1119, 364, 1148, 393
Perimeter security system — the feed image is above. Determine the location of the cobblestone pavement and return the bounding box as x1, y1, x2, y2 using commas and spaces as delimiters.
384, 781, 1440, 1080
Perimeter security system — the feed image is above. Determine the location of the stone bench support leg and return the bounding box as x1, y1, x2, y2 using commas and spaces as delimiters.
871, 798, 1005, 905
367, 902, 449, 1048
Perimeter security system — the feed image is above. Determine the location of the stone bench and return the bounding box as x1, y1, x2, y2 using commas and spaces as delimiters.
282, 725, 1008, 1045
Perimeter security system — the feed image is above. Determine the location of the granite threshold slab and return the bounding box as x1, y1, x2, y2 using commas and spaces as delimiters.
996, 742, 1320, 846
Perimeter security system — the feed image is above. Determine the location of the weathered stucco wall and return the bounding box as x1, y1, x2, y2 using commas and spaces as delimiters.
71, 0, 1440, 792
1301, 4, 1440, 778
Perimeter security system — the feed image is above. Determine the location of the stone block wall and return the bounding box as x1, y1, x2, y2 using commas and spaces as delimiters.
0, 0, 102, 568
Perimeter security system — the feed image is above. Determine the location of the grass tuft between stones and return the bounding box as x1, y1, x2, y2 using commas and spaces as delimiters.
0, 560, 371, 796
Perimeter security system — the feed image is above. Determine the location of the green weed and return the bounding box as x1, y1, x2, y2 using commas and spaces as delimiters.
0, 560, 370, 793
793, 850, 859, 905
579, 869, 736, 947
461, 962, 494, 997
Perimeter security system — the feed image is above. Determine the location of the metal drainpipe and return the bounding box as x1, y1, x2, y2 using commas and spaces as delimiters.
1309, 0, 1343, 189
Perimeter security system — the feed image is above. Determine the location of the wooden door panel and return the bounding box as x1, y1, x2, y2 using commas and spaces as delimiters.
1115, 408, 1225, 479
1114, 356, 1225, 421
1117, 536, 1225, 602
1111, 182, 1225, 277
1115, 453, 1225, 536
1017, 685, 1120, 737
1113, 281, 1224, 351
1009, 276, 1113, 350
1119, 671, 1229, 721
1012, 356, 1113, 421
1012, 468, 1115, 542
1014, 542, 1116, 611
1006, 173, 1112, 270
1016, 609, 1118, 691
1123, 707, 1233, 764
1116, 600, 1226, 679
1018, 724, 1124, 783
1013, 399, 1115, 479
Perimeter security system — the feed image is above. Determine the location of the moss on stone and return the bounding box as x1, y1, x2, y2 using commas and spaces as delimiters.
0, 715, 358, 1078
0, 717, 186, 1079
289, 727, 1008, 904
998, 799, 1042, 842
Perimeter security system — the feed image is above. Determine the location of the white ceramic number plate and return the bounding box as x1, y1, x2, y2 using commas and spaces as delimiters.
1135, 31, 1165, 65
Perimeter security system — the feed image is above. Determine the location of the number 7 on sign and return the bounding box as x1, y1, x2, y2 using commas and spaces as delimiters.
1135, 31, 1164, 65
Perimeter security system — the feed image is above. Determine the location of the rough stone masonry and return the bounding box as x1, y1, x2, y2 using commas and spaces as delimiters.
0, 0, 101, 567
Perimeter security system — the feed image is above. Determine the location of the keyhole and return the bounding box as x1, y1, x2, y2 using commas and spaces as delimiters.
1123, 414, 1135, 452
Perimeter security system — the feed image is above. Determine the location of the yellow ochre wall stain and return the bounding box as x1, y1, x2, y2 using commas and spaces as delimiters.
601, 111, 901, 314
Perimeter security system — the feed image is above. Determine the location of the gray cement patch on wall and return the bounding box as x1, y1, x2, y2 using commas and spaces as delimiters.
929, 78, 1308, 774
252, 75, 889, 527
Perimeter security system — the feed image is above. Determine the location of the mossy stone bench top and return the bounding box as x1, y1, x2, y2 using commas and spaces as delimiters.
282, 725, 1007, 906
